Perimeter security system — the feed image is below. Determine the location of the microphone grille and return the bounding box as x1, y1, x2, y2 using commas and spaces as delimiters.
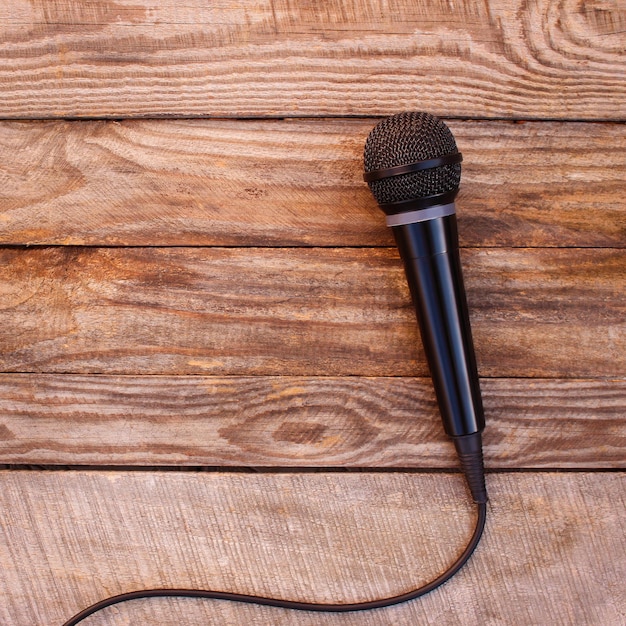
363, 112, 461, 205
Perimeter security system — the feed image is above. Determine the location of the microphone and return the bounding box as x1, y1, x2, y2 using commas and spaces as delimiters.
364, 112, 487, 503
60, 114, 491, 626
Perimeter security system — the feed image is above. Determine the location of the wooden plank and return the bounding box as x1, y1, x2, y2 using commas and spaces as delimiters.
0, 119, 624, 248
0, 375, 623, 468
0, 471, 623, 625
0, 246, 623, 378
0, 1, 624, 120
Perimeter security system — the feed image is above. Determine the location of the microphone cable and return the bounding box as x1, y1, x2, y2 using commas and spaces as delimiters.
62, 496, 487, 625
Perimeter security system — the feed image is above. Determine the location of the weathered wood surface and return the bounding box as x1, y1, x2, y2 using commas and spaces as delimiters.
0, 246, 623, 378
1, 119, 624, 248
0, 375, 623, 468
1, 0, 624, 120
0, 471, 623, 626
1, 1, 624, 624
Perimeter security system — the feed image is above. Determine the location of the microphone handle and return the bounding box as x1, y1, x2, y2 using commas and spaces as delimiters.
392, 212, 485, 439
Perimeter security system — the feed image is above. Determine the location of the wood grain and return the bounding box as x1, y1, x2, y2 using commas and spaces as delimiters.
2, 2, 624, 624
0, 246, 623, 377
0, 375, 623, 468
0, 119, 624, 247
0, 0, 624, 119
0, 471, 623, 625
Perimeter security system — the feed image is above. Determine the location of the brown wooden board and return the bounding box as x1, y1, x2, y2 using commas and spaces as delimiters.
0, 119, 624, 247
0, 1, 624, 120
1, 1, 625, 624
0, 471, 623, 625
0, 375, 623, 468
0, 246, 623, 378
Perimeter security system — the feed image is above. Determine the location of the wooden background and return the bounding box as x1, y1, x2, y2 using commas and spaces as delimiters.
0, 1, 624, 624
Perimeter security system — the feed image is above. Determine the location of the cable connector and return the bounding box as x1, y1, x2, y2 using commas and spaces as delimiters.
453, 432, 488, 504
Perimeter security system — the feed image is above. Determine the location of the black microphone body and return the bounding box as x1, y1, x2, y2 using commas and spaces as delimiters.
393, 213, 484, 439
364, 112, 487, 503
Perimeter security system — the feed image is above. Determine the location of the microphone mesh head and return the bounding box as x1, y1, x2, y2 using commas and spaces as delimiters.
364, 112, 461, 205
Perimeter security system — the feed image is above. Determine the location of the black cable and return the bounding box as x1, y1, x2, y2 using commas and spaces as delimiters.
62, 501, 487, 625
